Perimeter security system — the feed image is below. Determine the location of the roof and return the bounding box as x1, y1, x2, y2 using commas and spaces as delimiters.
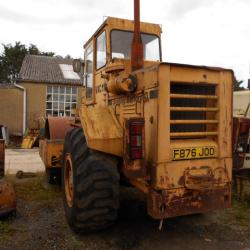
18, 55, 84, 85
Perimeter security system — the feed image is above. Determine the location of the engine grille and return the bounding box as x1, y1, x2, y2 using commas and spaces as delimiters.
170, 82, 218, 139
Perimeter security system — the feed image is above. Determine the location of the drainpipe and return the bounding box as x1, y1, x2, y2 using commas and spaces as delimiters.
14, 82, 26, 135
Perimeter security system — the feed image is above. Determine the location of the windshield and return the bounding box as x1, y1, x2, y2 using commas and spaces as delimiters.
111, 30, 160, 61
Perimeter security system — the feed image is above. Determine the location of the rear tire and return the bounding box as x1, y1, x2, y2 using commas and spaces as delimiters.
62, 127, 119, 233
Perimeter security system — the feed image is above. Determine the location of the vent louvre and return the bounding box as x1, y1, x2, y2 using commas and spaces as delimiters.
170, 82, 218, 139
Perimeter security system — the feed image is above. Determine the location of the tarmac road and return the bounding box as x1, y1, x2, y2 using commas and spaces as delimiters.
0, 176, 250, 250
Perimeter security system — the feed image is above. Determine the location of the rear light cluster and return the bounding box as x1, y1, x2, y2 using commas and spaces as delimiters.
127, 119, 144, 160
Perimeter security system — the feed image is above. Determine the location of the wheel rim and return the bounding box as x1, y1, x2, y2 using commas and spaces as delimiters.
64, 154, 74, 208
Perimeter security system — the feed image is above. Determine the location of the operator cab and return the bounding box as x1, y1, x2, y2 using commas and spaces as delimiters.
77, 17, 162, 103
84, 17, 162, 65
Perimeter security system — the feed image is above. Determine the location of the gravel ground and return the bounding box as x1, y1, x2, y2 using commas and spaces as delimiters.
1, 176, 250, 250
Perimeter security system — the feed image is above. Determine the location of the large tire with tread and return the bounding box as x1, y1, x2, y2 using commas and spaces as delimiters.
62, 127, 119, 233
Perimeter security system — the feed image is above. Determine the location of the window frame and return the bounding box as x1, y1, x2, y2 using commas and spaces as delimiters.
84, 41, 94, 102
110, 29, 162, 62
96, 30, 107, 71
46, 85, 78, 117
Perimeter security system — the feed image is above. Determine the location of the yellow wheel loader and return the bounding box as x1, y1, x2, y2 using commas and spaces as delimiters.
40, 0, 234, 233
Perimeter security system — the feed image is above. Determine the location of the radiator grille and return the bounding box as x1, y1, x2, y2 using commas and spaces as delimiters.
170, 82, 218, 139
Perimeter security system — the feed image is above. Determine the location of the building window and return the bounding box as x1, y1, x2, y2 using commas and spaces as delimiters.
46, 86, 77, 117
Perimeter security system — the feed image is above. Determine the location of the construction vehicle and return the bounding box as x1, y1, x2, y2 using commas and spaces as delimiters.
40, 0, 234, 232
39, 117, 74, 183
0, 140, 16, 217
233, 90, 250, 198
233, 90, 250, 172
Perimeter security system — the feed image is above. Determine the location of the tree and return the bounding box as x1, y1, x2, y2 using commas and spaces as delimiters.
27, 44, 40, 55
0, 42, 27, 83
234, 79, 246, 91
28, 44, 55, 57
0, 42, 55, 83
64, 54, 72, 59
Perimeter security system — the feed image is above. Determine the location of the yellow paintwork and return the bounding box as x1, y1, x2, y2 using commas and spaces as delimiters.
79, 17, 233, 193
21, 137, 37, 149
62, 15, 235, 219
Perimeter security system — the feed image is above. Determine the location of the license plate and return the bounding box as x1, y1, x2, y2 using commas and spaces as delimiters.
172, 147, 215, 160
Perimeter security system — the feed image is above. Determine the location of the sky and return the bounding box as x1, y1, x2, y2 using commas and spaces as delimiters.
0, 0, 250, 86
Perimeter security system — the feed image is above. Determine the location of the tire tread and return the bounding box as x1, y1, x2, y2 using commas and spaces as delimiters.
62, 127, 119, 233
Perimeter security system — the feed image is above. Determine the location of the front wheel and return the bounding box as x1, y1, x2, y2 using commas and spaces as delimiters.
62, 127, 119, 233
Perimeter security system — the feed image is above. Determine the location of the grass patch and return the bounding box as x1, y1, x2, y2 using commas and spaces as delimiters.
0, 221, 12, 242
230, 197, 250, 226
13, 176, 61, 202
226, 180, 250, 226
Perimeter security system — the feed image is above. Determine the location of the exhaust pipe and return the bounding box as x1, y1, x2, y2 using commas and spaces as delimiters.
131, 0, 144, 71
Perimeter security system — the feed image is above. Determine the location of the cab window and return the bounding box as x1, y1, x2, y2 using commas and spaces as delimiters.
96, 31, 107, 69
84, 43, 93, 99
111, 30, 161, 61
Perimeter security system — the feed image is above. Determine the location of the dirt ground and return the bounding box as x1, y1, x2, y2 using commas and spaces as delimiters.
1, 176, 250, 250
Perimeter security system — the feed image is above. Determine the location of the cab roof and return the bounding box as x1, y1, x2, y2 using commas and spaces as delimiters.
84, 16, 162, 48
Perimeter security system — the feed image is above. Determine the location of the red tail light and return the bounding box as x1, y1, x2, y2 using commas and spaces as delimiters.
131, 147, 143, 159
130, 123, 143, 135
130, 135, 142, 147
127, 118, 144, 160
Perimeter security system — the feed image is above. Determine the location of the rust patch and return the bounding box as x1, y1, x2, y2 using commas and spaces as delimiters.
45, 117, 75, 140
0, 181, 16, 217
185, 167, 214, 190
122, 159, 147, 179
184, 166, 230, 190
147, 186, 231, 219
178, 175, 185, 186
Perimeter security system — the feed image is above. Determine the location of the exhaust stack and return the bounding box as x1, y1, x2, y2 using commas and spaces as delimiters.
131, 0, 144, 71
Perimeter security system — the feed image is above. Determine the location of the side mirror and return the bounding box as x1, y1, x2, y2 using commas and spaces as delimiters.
73, 59, 85, 73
